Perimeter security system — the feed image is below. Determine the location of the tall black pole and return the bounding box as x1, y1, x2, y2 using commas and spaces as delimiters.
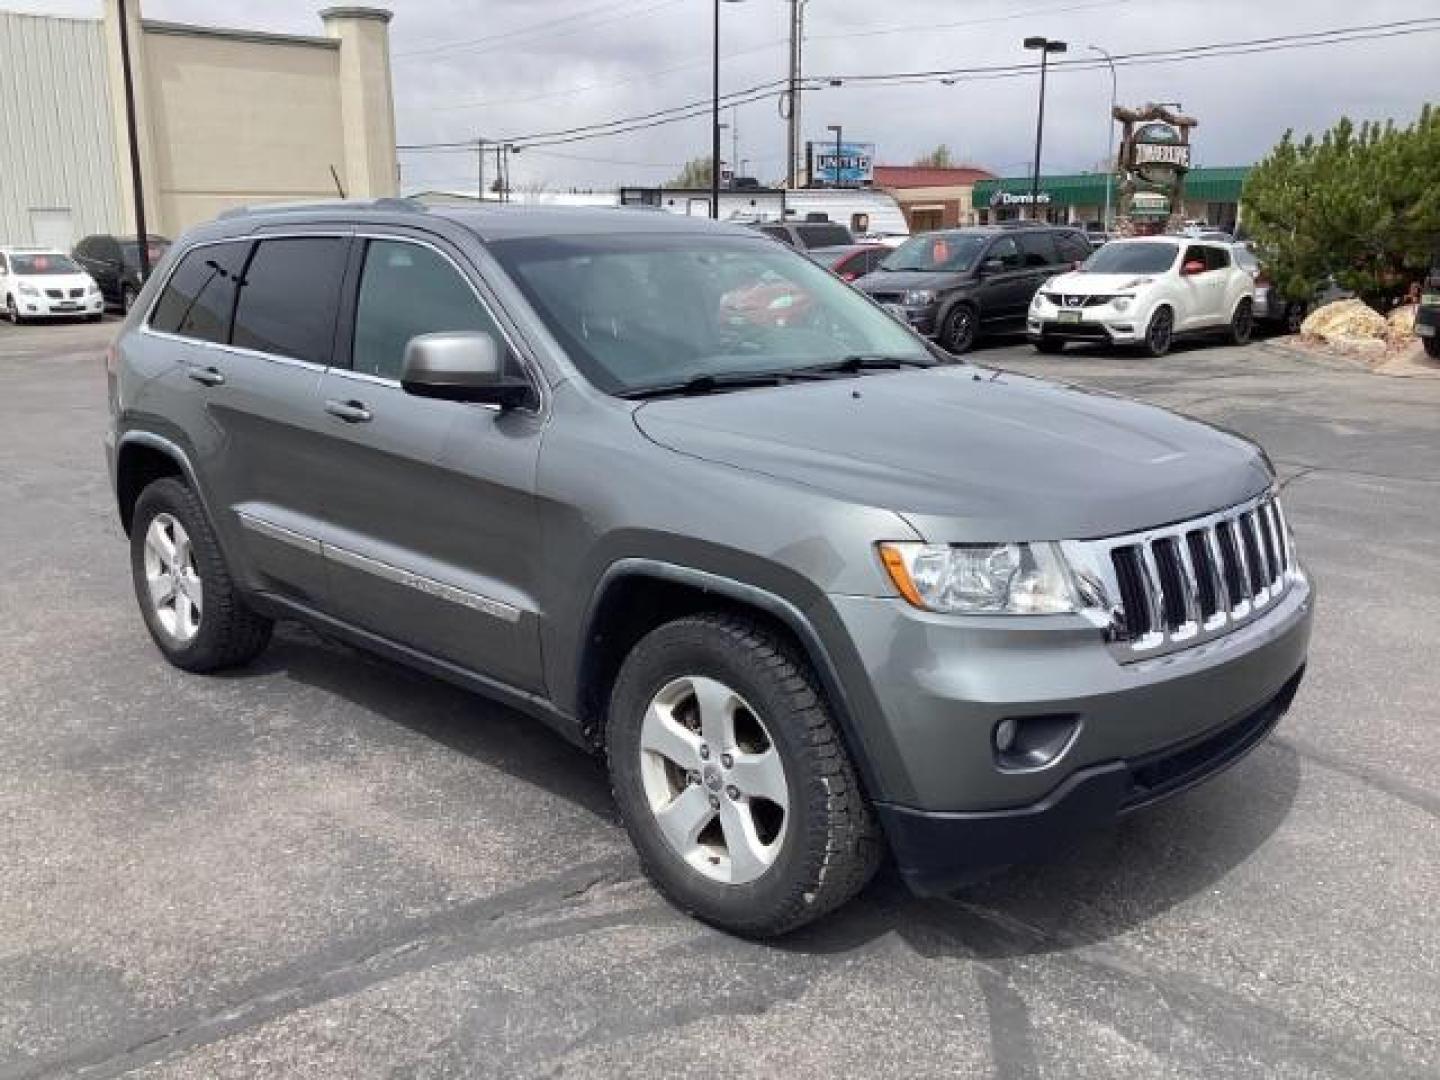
1029, 50, 1048, 222
116, 0, 150, 280
711, 0, 721, 219
834, 127, 842, 187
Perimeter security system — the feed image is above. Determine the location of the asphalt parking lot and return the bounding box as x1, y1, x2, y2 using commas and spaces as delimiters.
1, 317, 1436, 1079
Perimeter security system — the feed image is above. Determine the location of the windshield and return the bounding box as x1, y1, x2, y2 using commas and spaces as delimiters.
881, 233, 987, 273
122, 240, 169, 267
10, 253, 82, 275
489, 233, 932, 395
1081, 242, 1179, 275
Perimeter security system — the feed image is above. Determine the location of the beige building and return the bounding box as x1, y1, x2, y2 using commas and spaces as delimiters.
0, 1, 397, 248
873, 166, 997, 233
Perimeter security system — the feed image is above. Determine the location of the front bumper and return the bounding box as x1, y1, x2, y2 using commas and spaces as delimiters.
878, 666, 1303, 894
828, 572, 1313, 891
15, 293, 103, 318
1027, 302, 1142, 343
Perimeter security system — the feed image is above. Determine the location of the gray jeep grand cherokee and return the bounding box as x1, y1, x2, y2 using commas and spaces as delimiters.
106, 200, 1313, 937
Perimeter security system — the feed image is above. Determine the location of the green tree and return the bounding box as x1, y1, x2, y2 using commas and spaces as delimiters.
665, 156, 714, 188
913, 144, 954, 168
1242, 105, 1440, 307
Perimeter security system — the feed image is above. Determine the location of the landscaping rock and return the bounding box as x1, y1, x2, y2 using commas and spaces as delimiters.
1301, 298, 1389, 343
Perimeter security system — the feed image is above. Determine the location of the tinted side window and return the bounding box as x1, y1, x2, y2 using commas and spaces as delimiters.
231, 237, 347, 365
351, 239, 510, 381
1204, 245, 1231, 271
1018, 232, 1058, 267
761, 226, 793, 246
796, 223, 851, 248
149, 242, 249, 343
1055, 232, 1092, 264
987, 236, 1022, 269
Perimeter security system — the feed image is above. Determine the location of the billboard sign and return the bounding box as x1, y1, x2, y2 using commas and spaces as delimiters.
813, 141, 875, 186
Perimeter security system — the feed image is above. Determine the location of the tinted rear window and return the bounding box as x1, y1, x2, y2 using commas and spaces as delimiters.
149, 242, 249, 343
794, 223, 852, 248
1018, 232, 1058, 267
231, 237, 347, 365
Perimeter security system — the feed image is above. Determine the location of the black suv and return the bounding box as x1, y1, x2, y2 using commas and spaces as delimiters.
73, 233, 170, 313
1418, 248, 1440, 359
855, 224, 1092, 354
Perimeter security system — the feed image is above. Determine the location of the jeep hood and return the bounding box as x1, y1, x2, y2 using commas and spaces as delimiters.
632, 366, 1271, 541
855, 269, 964, 294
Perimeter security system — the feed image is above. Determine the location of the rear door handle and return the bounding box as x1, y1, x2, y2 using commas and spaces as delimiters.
187, 366, 225, 387
324, 398, 373, 424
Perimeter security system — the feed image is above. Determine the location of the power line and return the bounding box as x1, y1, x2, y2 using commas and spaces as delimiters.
392, 0, 685, 61
397, 18, 1439, 154
807, 0, 1131, 46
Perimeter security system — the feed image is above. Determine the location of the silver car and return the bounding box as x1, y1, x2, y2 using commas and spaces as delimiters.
107, 200, 1314, 936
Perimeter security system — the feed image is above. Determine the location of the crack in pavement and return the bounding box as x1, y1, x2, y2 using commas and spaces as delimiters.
1, 859, 645, 1080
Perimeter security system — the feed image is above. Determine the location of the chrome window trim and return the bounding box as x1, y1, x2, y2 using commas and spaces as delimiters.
237, 511, 521, 624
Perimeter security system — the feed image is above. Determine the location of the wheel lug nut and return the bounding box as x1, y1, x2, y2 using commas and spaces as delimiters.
725, 785, 739, 800
720, 753, 733, 768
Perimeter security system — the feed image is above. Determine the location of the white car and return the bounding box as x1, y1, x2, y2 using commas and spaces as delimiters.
0, 247, 105, 324
1028, 237, 1255, 357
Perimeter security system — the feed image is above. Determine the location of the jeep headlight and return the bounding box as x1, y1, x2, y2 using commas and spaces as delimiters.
902, 289, 936, 307
18, 283, 39, 296
878, 542, 1078, 614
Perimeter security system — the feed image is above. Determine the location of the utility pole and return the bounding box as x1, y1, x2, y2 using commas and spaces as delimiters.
731, 105, 740, 184
477, 138, 486, 202
785, 0, 806, 188
116, 0, 150, 281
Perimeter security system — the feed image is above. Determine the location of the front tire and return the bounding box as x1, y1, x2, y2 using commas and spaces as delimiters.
1142, 305, 1174, 357
1425, 335, 1440, 360
940, 303, 978, 355
6, 295, 23, 325
130, 478, 273, 672
606, 614, 880, 937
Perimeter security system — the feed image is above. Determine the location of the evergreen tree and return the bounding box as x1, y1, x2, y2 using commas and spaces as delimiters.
665, 156, 714, 189
913, 145, 954, 168
1242, 105, 1440, 308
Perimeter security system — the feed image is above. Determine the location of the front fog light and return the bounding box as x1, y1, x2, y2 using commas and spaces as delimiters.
878, 541, 1077, 614
1112, 297, 1131, 311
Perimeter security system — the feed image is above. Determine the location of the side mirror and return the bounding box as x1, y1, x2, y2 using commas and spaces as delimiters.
1182, 259, 1206, 276
980, 257, 1006, 275
400, 331, 532, 409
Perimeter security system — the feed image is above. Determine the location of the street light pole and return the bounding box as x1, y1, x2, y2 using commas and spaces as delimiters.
711, 0, 745, 218
828, 124, 842, 187
1024, 36, 1067, 222
1088, 45, 1117, 229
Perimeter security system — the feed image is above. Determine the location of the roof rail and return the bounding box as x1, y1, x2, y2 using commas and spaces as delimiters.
217, 197, 425, 220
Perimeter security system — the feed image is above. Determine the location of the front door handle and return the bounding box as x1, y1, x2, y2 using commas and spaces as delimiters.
187, 366, 225, 387
324, 398, 373, 424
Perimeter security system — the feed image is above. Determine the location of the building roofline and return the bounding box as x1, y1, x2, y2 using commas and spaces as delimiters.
141, 19, 339, 50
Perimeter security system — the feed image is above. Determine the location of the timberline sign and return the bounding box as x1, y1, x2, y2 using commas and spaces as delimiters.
1113, 103, 1198, 233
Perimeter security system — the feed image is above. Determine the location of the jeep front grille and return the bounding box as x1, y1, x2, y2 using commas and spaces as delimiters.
1063, 494, 1298, 661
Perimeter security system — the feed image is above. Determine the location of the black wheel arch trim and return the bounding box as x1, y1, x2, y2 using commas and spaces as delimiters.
578, 557, 900, 804
113, 431, 241, 572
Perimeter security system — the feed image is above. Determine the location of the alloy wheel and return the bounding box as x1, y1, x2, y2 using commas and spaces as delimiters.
142, 513, 203, 644
638, 675, 789, 885
1232, 300, 1254, 344
943, 307, 976, 354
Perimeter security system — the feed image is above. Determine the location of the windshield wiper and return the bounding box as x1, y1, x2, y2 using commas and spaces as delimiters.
799, 353, 936, 375
616, 370, 830, 401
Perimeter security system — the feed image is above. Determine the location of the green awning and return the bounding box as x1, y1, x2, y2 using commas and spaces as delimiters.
972, 166, 1250, 208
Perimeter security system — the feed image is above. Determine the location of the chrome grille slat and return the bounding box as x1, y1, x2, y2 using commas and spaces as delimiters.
1063, 493, 1299, 663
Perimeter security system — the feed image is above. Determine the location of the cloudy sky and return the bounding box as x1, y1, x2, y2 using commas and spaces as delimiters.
15, 0, 1439, 192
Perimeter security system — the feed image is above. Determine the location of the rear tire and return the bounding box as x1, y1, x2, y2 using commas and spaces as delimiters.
1228, 298, 1254, 346
130, 478, 273, 673
606, 613, 880, 937
1142, 306, 1174, 357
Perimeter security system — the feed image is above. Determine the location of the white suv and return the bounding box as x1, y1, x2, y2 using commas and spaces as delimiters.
0, 247, 104, 324
1028, 237, 1254, 357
